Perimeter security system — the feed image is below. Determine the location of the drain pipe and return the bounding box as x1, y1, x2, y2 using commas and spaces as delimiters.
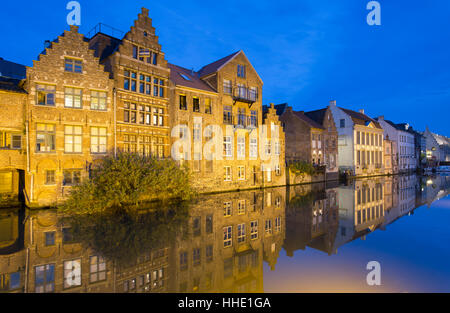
113, 87, 117, 158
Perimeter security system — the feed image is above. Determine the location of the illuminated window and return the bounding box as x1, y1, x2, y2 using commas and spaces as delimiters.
36, 84, 55, 106
90, 127, 107, 154
91, 91, 107, 111
63, 259, 81, 289
223, 226, 232, 247
64, 125, 82, 153
36, 124, 56, 152
64, 87, 82, 108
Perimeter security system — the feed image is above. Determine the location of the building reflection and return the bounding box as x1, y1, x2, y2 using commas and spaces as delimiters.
0, 175, 449, 293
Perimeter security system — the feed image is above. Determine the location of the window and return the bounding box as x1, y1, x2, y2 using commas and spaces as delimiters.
249, 87, 258, 101
35, 264, 55, 293
45, 232, 55, 246
238, 166, 245, 180
224, 136, 232, 157
63, 169, 81, 186
265, 219, 272, 235
64, 259, 81, 289
124, 102, 137, 123
91, 91, 107, 111
237, 84, 247, 98
237, 137, 245, 159
123, 134, 137, 153
179, 95, 187, 110
193, 217, 201, 236
224, 202, 232, 217
275, 164, 281, 176
205, 99, 212, 114
206, 245, 213, 262
180, 252, 188, 271
223, 80, 232, 94
36, 124, 55, 152
223, 106, 233, 124
340, 119, 345, 128
237, 224, 246, 243
64, 58, 82, 73
223, 166, 232, 182
193, 97, 200, 112
159, 80, 164, 98
132, 45, 138, 59
274, 141, 281, 156
275, 217, 281, 233
64, 87, 82, 108
250, 110, 258, 127
45, 170, 55, 185
237, 64, 246, 78
64, 125, 82, 153
206, 215, 213, 234
223, 226, 232, 247
238, 200, 246, 215
265, 140, 271, 156
250, 221, 258, 240
123, 70, 137, 91
36, 84, 55, 106
0, 132, 21, 149
250, 138, 258, 158
62, 227, 74, 243
193, 248, 201, 266
91, 127, 107, 154
357, 131, 361, 144
90, 256, 106, 283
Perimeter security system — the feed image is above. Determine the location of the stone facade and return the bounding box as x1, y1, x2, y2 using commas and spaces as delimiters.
89, 8, 171, 160
169, 51, 286, 193
25, 26, 114, 207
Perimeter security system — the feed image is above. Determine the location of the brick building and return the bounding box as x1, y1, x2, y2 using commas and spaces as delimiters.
25, 25, 114, 207
0, 74, 27, 205
88, 8, 170, 159
169, 50, 286, 193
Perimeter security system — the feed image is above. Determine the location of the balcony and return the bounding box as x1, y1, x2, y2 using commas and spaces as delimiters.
223, 114, 258, 128
232, 87, 258, 106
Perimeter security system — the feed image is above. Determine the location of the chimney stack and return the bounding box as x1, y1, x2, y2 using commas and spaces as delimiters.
330, 100, 336, 106
359, 109, 365, 115
378, 116, 384, 121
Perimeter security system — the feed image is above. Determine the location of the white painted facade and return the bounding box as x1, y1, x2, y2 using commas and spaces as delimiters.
329, 103, 355, 172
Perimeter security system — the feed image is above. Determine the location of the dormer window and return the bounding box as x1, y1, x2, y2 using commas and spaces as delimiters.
64, 58, 82, 73
179, 73, 191, 81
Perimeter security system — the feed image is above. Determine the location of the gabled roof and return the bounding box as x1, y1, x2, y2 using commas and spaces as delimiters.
304, 108, 328, 127
0, 58, 26, 80
340, 108, 382, 129
0, 77, 26, 93
293, 111, 325, 130
168, 63, 216, 93
197, 51, 241, 78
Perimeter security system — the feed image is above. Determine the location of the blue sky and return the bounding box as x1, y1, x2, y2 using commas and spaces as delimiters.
1, 0, 449, 135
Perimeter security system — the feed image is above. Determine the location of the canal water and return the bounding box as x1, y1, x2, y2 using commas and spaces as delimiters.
0, 174, 449, 293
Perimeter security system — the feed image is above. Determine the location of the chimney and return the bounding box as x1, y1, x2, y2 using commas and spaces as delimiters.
44, 40, 51, 49
359, 109, 365, 115
330, 100, 336, 106
378, 116, 384, 121
270, 103, 275, 109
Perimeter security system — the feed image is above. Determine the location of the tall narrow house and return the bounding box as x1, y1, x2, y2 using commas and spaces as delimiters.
25, 25, 114, 207
89, 8, 170, 159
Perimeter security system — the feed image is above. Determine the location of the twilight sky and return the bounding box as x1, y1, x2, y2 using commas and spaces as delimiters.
1, 0, 449, 135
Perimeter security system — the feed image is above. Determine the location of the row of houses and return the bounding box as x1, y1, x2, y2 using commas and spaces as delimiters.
1, 174, 447, 293
0, 7, 449, 207
0, 8, 285, 207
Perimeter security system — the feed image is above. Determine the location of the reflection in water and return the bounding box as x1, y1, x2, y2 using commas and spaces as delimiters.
0, 175, 449, 293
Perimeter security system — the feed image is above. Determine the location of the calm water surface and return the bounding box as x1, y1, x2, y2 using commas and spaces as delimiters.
0, 174, 449, 293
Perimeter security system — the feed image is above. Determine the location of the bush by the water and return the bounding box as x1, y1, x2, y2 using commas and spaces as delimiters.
62, 153, 195, 214
289, 161, 316, 176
